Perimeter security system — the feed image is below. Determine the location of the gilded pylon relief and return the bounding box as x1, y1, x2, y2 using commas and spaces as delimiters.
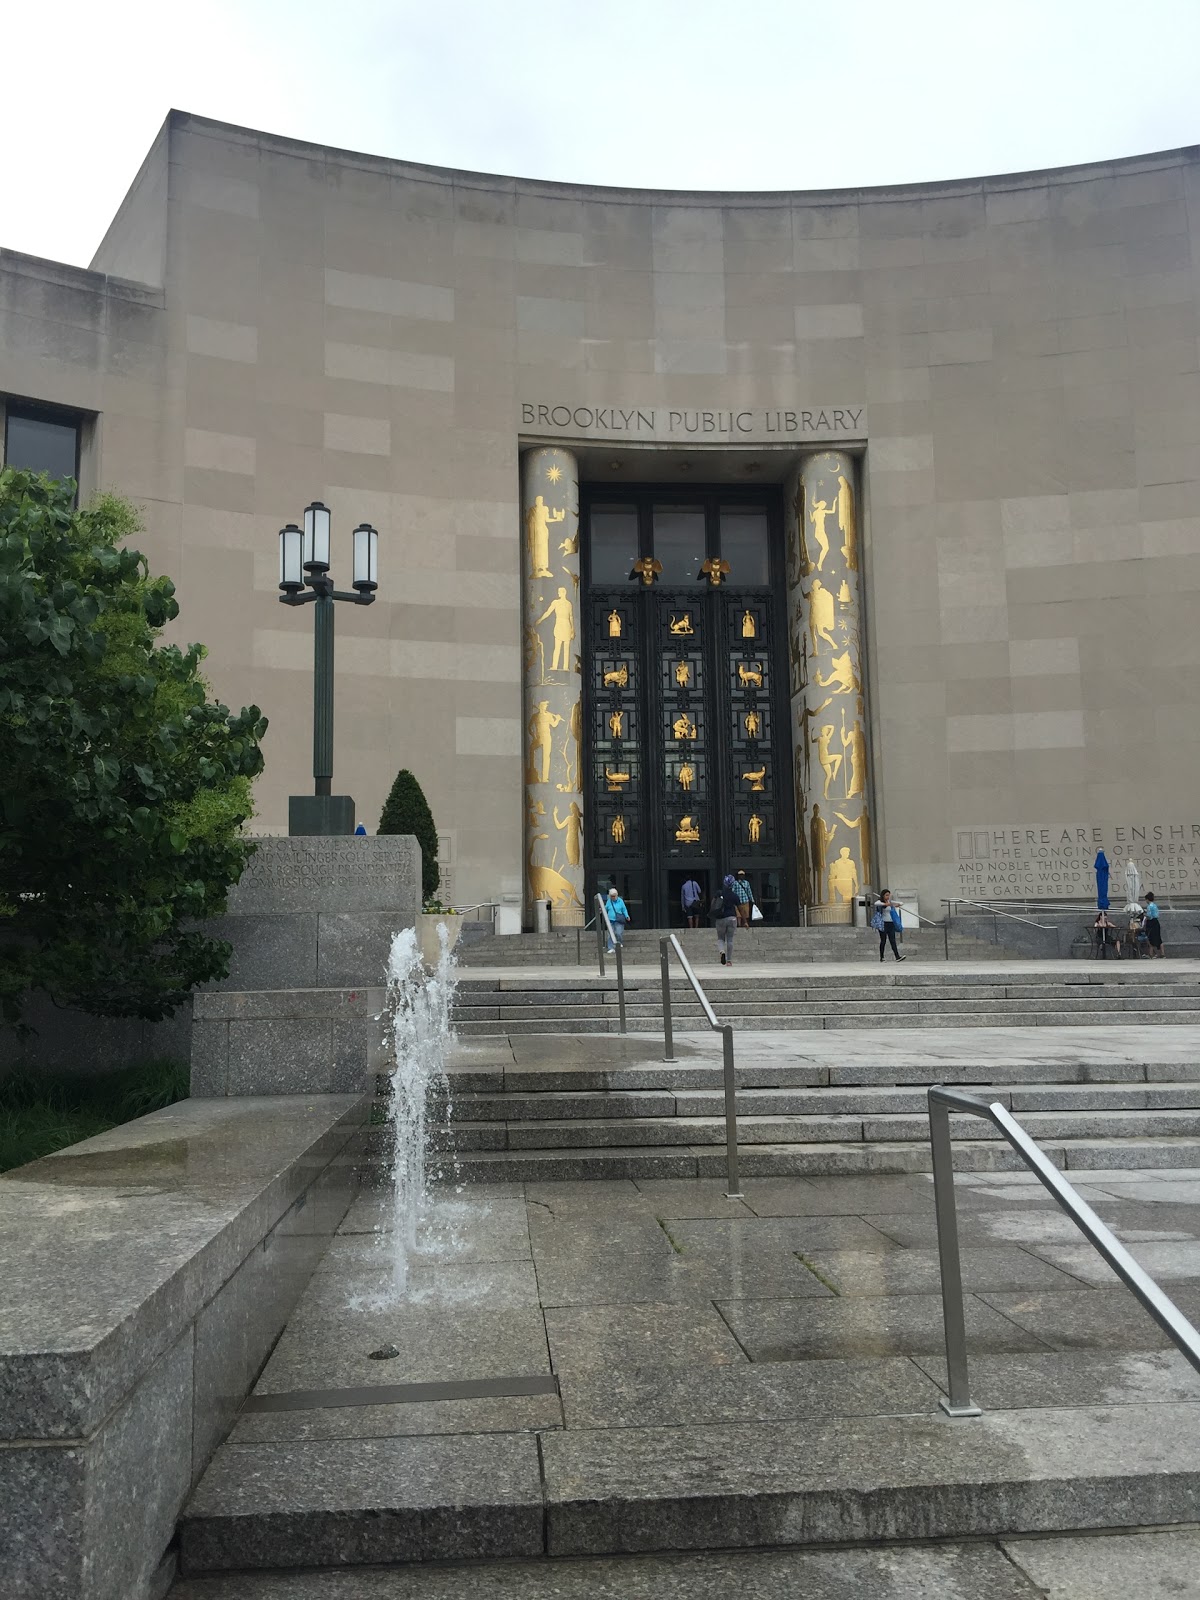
522, 447, 585, 925
786, 453, 872, 912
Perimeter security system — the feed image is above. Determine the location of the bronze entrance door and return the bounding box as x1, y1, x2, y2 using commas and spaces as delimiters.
582, 489, 796, 928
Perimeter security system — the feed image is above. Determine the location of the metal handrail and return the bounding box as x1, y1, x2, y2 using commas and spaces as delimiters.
595, 895, 626, 1032
659, 934, 743, 1199
942, 897, 1055, 930
928, 1083, 1200, 1417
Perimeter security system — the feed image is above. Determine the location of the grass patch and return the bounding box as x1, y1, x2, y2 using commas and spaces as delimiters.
0, 1058, 189, 1175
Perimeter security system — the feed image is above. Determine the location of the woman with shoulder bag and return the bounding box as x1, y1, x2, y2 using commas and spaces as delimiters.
871, 889, 905, 963
711, 875, 739, 966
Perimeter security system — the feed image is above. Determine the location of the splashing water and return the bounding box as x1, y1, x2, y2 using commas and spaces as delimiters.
379, 922, 459, 1298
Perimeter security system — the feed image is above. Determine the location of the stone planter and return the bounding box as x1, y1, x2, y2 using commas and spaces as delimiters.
417, 912, 463, 968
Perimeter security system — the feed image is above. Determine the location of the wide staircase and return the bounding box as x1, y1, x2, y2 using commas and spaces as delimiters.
435, 953, 1200, 1181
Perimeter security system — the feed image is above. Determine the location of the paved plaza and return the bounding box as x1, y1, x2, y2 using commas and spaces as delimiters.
174, 1157, 1200, 1593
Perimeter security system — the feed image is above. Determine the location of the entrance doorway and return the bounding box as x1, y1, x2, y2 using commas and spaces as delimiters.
583, 486, 796, 928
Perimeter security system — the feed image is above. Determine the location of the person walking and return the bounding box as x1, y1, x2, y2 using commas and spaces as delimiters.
681, 875, 704, 930
872, 889, 905, 962
604, 885, 629, 953
1144, 892, 1165, 958
711, 875, 739, 966
733, 869, 756, 928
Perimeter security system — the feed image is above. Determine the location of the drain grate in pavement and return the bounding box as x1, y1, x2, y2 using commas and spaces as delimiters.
243, 1374, 560, 1413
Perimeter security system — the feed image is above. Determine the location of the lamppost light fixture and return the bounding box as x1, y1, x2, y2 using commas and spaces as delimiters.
302, 501, 331, 571
352, 523, 379, 594
278, 523, 304, 592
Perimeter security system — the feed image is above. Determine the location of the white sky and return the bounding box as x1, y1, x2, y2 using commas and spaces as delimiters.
6, 0, 1200, 268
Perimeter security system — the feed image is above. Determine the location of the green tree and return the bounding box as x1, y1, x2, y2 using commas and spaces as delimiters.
0, 469, 268, 1028
378, 768, 439, 900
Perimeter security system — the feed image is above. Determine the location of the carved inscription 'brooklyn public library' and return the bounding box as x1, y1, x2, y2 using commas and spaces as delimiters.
521, 403, 866, 440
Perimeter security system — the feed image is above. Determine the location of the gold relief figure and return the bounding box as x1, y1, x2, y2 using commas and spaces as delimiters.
807, 578, 836, 652
674, 660, 691, 687
602, 663, 629, 688
789, 611, 806, 695
737, 661, 764, 688
528, 701, 563, 785
835, 810, 873, 878
559, 532, 579, 556
808, 804, 837, 903
633, 556, 663, 585
535, 587, 576, 673
814, 650, 860, 695
810, 497, 834, 571
741, 609, 757, 639
701, 556, 730, 586
745, 709, 761, 739
675, 816, 701, 843
604, 768, 631, 791
748, 813, 763, 844
553, 801, 584, 867
523, 622, 545, 682
796, 801, 814, 906
526, 798, 549, 863
672, 713, 697, 740
795, 697, 834, 779
525, 495, 565, 579
668, 613, 694, 635
611, 815, 627, 845
678, 761, 695, 792
528, 862, 583, 913
608, 709, 624, 739
828, 846, 860, 904
836, 473, 858, 570
837, 579, 852, 607
791, 481, 813, 579
607, 609, 622, 638
813, 724, 842, 799
561, 700, 582, 791
840, 709, 866, 801
741, 767, 767, 792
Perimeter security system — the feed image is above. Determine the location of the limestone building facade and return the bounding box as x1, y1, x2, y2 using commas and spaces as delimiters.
2, 112, 1199, 922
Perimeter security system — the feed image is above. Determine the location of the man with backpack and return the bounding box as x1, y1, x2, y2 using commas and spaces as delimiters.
681, 876, 704, 929
711, 876, 739, 965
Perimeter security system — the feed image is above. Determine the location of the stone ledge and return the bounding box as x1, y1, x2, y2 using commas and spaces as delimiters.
0, 1095, 366, 1600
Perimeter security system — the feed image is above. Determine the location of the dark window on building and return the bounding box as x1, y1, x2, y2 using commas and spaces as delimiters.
652, 506, 706, 584
4, 405, 81, 486
720, 507, 770, 585
589, 505, 639, 584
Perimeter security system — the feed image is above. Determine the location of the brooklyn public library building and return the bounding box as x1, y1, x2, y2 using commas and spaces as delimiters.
3, 113, 1199, 928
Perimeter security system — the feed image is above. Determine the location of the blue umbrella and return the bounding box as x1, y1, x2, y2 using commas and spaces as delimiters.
1094, 849, 1110, 909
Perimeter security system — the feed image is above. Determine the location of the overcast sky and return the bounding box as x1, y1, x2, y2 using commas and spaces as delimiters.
7, 0, 1200, 268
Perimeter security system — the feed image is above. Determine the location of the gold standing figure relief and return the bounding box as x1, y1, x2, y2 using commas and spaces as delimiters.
678, 761, 695, 792
741, 609, 757, 639
791, 482, 812, 579
814, 650, 860, 695
828, 846, 859, 904
813, 724, 842, 799
559, 700, 582, 791
604, 768, 631, 791
837, 579, 852, 607
745, 709, 761, 739
608, 709, 624, 739
668, 613, 694, 635
672, 713, 697, 741
553, 801, 583, 867
525, 495, 565, 579
840, 708, 866, 800
527, 701, 562, 785
836, 473, 858, 570
536, 587, 576, 674
807, 578, 836, 653
526, 798, 548, 862
810, 496, 835, 571
603, 663, 629, 688
808, 805, 837, 901
607, 609, 622, 638
610, 815, 626, 845
741, 767, 766, 792
737, 661, 764, 688
674, 660, 691, 687
748, 813, 763, 844
675, 816, 700, 843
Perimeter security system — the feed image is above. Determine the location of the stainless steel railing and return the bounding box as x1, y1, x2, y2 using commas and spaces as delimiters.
659, 934, 743, 1199
595, 894, 626, 1032
928, 1083, 1200, 1417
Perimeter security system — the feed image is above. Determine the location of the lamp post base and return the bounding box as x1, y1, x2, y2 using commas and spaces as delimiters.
288, 795, 356, 836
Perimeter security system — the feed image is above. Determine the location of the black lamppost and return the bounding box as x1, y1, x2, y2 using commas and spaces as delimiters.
278, 501, 379, 835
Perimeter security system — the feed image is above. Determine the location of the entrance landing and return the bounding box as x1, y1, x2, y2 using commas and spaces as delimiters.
174, 1167, 1200, 1588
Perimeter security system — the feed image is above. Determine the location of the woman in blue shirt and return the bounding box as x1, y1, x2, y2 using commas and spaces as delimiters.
1144, 894, 1164, 958
604, 885, 629, 953
873, 889, 906, 962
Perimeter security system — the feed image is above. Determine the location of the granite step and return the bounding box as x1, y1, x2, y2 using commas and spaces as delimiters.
175, 1398, 1200, 1577
454, 1010, 1200, 1035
